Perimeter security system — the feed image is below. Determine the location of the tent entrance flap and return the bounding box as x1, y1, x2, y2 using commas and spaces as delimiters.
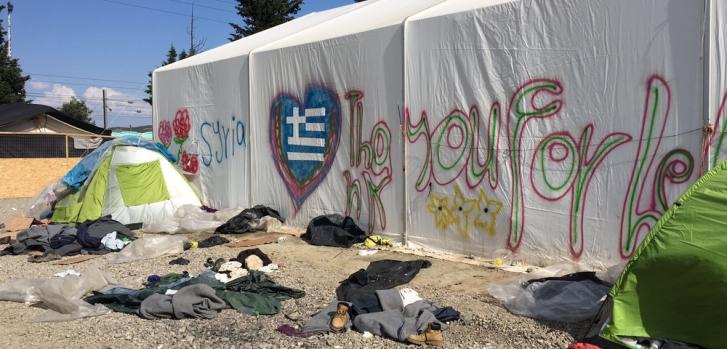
116, 160, 170, 207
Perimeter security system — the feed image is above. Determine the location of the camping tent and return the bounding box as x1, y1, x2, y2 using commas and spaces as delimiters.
52, 138, 201, 225
594, 159, 727, 348
153, 0, 727, 266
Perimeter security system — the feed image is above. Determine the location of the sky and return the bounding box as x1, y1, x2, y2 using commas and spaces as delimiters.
14, 0, 353, 128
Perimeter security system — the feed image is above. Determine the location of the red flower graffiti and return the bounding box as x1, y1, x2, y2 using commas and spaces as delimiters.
173, 108, 191, 142
158, 120, 172, 148
181, 150, 199, 174
172, 108, 192, 162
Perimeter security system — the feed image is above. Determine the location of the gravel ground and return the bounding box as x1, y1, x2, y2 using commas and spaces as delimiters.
0, 198, 586, 349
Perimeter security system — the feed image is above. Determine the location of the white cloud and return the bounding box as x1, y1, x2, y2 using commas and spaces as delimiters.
27, 81, 50, 90
31, 83, 77, 107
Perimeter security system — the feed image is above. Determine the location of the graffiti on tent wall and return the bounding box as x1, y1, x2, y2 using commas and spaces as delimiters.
343, 90, 393, 234
199, 115, 246, 167
618, 76, 695, 258
407, 75, 696, 260
426, 185, 502, 239
269, 85, 342, 212
158, 108, 199, 174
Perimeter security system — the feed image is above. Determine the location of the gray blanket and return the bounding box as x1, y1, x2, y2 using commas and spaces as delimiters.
138, 284, 226, 320
352, 288, 445, 342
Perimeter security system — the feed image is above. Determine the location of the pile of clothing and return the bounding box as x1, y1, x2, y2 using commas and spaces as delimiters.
85, 269, 304, 319
1, 216, 135, 262
215, 205, 285, 234
206, 248, 278, 283
284, 259, 459, 346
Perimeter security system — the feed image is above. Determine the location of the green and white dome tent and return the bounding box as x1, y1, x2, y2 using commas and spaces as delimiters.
51, 136, 201, 226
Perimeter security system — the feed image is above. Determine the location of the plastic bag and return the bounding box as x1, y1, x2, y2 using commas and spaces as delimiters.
142, 205, 222, 234
214, 208, 243, 222
110, 235, 186, 264
0, 266, 116, 322
26, 178, 69, 220
488, 263, 609, 322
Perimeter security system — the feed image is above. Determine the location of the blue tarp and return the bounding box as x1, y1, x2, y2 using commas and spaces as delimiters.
63, 136, 176, 190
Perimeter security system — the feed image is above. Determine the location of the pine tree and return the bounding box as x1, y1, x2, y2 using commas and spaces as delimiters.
60, 97, 94, 124
178, 50, 188, 60
0, 4, 29, 104
144, 45, 178, 105
229, 0, 303, 41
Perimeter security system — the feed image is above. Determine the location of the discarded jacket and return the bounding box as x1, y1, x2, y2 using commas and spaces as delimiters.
215, 205, 284, 234
336, 259, 432, 316
85, 271, 304, 317
138, 284, 227, 320
302, 214, 367, 248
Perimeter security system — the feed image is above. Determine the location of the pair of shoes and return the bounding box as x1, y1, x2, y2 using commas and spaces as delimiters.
329, 302, 349, 333
407, 323, 444, 346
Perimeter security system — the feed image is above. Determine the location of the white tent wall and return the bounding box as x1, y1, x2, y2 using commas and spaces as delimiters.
151, 3, 368, 209
152, 0, 726, 266
248, 0, 446, 237
707, 0, 727, 169
404, 0, 706, 265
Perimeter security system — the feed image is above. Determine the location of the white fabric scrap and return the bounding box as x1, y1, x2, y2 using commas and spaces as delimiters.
53, 269, 81, 278
399, 288, 423, 307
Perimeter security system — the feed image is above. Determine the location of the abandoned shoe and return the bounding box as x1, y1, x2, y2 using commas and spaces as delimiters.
329, 302, 349, 333
407, 322, 444, 346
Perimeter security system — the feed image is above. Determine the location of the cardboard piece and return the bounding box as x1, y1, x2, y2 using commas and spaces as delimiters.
53, 255, 98, 265
1, 214, 33, 239
226, 234, 279, 248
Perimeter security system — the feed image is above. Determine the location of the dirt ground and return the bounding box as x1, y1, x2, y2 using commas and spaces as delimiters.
0, 199, 585, 348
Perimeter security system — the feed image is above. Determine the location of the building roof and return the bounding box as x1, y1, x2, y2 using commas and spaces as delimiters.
0, 103, 110, 135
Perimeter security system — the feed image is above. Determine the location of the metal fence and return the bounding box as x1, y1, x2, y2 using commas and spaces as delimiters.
0, 132, 116, 158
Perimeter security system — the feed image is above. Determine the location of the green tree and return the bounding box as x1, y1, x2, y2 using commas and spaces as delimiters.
178, 50, 188, 60
60, 97, 94, 124
229, 0, 303, 41
0, 3, 29, 104
144, 45, 178, 105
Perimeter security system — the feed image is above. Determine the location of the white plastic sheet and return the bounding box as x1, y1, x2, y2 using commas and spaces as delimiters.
0, 266, 116, 322
110, 235, 186, 264
488, 263, 610, 322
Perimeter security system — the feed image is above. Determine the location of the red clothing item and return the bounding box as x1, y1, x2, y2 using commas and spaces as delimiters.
568, 343, 602, 349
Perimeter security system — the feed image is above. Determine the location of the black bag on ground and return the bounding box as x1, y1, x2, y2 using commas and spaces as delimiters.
302, 214, 366, 248
215, 205, 283, 234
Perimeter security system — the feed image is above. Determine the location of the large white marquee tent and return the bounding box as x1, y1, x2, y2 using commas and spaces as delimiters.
154, 0, 727, 266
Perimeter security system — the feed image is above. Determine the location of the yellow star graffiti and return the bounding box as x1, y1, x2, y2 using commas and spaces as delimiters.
426, 192, 453, 230
473, 188, 503, 236
427, 185, 504, 239
451, 185, 478, 239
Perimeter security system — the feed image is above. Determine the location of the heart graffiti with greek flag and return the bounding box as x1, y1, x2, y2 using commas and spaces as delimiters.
270, 85, 341, 211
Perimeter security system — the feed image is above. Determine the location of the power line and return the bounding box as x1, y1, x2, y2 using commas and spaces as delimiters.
28, 73, 145, 85
28, 80, 145, 92
165, 0, 232, 13
208, 0, 238, 6
102, 0, 231, 24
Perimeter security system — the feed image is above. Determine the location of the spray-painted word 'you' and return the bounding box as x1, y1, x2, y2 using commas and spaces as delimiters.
200, 116, 246, 167
407, 76, 695, 260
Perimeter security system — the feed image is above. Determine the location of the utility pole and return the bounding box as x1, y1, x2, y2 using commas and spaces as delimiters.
6, 1, 12, 58
102, 89, 108, 129
189, 1, 195, 55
